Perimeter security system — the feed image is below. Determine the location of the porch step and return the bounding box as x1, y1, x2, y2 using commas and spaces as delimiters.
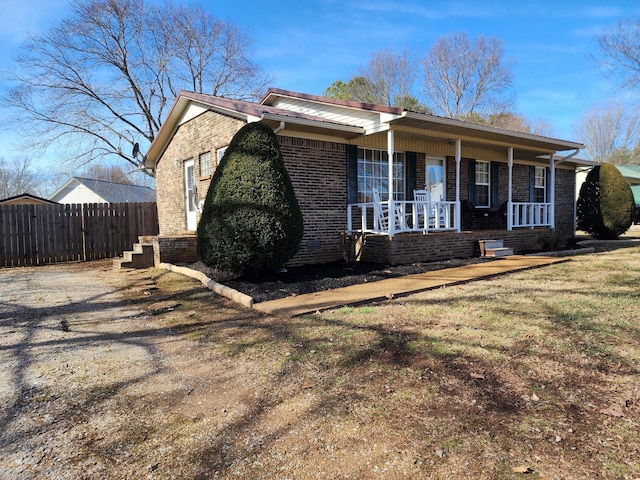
114, 242, 155, 269
478, 239, 514, 258
484, 247, 514, 257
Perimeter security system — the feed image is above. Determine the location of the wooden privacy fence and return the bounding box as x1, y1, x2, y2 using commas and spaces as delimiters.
0, 202, 159, 267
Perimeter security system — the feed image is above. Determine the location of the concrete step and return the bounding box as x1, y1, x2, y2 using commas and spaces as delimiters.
113, 243, 155, 269
478, 239, 505, 257
481, 239, 504, 250
484, 247, 514, 257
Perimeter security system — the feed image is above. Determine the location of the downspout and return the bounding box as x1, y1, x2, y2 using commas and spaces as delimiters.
554, 148, 580, 165
273, 121, 285, 134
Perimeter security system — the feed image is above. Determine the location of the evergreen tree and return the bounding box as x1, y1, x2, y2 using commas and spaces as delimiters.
577, 163, 635, 239
196, 122, 303, 277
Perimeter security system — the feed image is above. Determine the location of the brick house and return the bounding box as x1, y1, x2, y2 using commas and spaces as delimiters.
146, 88, 588, 266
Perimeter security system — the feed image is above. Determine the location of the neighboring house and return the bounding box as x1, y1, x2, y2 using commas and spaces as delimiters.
146, 88, 588, 266
0, 193, 58, 206
49, 177, 156, 204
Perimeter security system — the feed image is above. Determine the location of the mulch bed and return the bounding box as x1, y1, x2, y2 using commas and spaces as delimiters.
187, 257, 496, 303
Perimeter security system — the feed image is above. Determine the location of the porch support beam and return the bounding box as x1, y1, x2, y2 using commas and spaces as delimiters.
507, 147, 513, 231
387, 129, 395, 236
550, 153, 555, 229
455, 139, 461, 233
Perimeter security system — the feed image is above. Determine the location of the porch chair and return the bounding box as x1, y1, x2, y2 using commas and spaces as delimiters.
413, 189, 431, 231
372, 188, 407, 232
414, 189, 447, 230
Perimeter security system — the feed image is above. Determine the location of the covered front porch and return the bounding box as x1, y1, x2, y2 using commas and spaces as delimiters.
346, 132, 561, 237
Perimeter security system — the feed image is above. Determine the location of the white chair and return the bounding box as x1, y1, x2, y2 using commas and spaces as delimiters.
413, 189, 432, 230
372, 188, 406, 232
414, 189, 448, 229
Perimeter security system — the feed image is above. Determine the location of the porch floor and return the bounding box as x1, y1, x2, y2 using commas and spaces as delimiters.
254, 255, 568, 316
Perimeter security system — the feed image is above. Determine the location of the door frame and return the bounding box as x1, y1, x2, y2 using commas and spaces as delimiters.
184, 159, 197, 231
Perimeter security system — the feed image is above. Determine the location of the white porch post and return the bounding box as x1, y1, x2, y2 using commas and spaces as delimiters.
507, 147, 513, 231
550, 153, 555, 229
388, 129, 395, 236
455, 139, 461, 233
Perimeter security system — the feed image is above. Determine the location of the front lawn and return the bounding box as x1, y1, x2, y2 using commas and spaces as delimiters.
111, 244, 640, 479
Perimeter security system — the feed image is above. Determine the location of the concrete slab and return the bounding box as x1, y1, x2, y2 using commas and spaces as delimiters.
253, 255, 568, 317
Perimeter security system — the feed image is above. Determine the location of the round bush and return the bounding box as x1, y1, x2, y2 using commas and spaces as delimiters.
576, 163, 635, 239
196, 122, 303, 277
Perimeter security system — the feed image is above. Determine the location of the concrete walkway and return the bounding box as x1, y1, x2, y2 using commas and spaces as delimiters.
253, 255, 568, 317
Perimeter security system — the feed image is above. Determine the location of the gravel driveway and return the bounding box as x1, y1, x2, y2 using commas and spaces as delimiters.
0, 261, 166, 479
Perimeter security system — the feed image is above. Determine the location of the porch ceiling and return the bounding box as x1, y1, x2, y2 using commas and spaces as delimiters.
393, 128, 555, 160
391, 113, 583, 156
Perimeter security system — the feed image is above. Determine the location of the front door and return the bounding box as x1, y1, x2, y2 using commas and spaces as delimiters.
425, 156, 445, 201
184, 159, 197, 231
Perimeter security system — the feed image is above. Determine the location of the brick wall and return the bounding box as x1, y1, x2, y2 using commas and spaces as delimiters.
154, 111, 351, 266
154, 236, 198, 265
155, 110, 244, 236
279, 136, 348, 266
553, 168, 576, 233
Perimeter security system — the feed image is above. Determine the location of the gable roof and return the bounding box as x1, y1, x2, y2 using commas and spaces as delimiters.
146, 88, 584, 168
49, 177, 156, 203
0, 193, 58, 205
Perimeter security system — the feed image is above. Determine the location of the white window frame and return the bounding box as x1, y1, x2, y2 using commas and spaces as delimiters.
357, 148, 406, 202
535, 166, 546, 203
216, 146, 228, 165
199, 151, 211, 178
475, 161, 490, 208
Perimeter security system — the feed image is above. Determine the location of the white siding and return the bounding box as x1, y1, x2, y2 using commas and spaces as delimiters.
55, 184, 106, 204
270, 97, 389, 133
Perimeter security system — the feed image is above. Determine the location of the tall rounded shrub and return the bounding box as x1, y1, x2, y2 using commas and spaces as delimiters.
196, 122, 303, 277
576, 163, 634, 239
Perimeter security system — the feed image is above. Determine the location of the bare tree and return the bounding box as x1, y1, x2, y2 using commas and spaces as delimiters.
2, 0, 270, 177
0, 158, 42, 198
596, 18, 640, 89
574, 100, 640, 165
81, 164, 135, 184
358, 48, 418, 107
422, 32, 513, 120
324, 48, 427, 111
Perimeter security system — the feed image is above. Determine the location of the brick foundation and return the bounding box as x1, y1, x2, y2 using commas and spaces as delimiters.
355, 228, 553, 265
155, 235, 198, 265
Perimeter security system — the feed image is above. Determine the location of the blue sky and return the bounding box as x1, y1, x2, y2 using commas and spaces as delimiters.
0, 0, 639, 168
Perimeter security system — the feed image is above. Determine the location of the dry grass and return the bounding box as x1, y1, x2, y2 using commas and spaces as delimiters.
107, 245, 640, 479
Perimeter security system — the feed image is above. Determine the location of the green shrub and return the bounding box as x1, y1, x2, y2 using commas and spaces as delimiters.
196, 122, 303, 277
576, 163, 635, 239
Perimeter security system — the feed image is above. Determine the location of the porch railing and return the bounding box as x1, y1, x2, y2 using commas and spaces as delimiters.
347, 200, 459, 235
509, 202, 552, 228
347, 200, 552, 235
